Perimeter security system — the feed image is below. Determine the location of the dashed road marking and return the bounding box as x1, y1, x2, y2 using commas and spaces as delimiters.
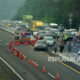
0, 57, 24, 80
48, 72, 55, 79
5, 43, 9, 46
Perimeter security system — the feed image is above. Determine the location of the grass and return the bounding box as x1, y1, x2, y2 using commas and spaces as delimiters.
0, 75, 2, 80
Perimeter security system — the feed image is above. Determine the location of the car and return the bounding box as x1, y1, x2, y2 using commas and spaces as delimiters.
45, 32, 53, 38
50, 23, 58, 29
39, 31, 46, 39
51, 29, 60, 34
34, 40, 48, 51
44, 37, 54, 46
70, 29, 78, 35
45, 30, 50, 34
50, 31, 57, 39
64, 29, 71, 35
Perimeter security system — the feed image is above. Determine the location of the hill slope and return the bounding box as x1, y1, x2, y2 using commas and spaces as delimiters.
0, 0, 25, 20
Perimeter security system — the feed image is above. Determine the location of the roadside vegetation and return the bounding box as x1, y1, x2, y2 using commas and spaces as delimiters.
0, 75, 2, 80
14, 0, 80, 29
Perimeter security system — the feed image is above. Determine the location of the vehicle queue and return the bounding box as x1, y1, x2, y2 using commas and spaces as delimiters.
14, 21, 80, 54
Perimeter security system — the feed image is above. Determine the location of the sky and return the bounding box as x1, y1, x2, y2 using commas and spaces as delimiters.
0, 0, 25, 20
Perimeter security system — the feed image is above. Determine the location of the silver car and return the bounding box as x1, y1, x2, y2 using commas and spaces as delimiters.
44, 37, 54, 46
34, 40, 48, 51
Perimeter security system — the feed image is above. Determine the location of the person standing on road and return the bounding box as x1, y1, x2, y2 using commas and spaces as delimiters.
54, 41, 58, 54
67, 42, 72, 52
59, 42, 64, 53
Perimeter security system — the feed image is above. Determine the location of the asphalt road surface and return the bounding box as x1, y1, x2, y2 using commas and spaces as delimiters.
0, 27, 80, 80
0, 59, 20, 80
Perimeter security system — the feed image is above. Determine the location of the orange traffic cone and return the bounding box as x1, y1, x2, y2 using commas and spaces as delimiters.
34, 62, 38, 68
42, 66, 46, 72
31, 60, 34, 66
56, 72, 60, 80
28, 58, 31, 63
19, 53, 23, 59
23, 56, 26, 61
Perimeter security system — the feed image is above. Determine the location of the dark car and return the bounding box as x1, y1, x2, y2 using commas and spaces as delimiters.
34, 40, 48, 51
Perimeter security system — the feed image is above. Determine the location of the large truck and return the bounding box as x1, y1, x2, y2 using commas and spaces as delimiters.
30, 20, 44, 32
15, 28, 31, 42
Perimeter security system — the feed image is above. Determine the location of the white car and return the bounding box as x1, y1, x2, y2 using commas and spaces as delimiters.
34, 40, 48, 51
70, 29, 78, 35
51, 29, 60, 34
44, 37, 54, 46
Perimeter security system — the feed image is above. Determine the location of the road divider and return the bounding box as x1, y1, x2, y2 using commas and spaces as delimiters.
23, 40, 29, 45
23, 55, 26, 61
15, 40, 21, 46
31, 60, 34, 66
9, 41, 59, 79
28, 57, 31, 64
34, 62, 38, 68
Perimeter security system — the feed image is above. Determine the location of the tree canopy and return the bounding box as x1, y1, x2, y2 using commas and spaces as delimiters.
14, 0, 80, 29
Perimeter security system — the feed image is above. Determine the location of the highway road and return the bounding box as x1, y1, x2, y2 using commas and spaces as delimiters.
0, 29, 55, 80
0, 58, 20, 80
0, 28, 80, 80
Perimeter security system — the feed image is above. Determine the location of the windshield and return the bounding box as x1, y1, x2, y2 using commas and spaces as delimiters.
36, 26, 44, 30
51, 26, 58, 29
45, 37, 53, 41
39, 32, 45, 34
37, 40, 46, 44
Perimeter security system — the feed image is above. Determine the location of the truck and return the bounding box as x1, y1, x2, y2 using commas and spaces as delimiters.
15, 28, 31, 42
30, 20, 44, 32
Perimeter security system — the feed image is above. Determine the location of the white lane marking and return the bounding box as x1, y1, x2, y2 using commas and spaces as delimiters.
48, 72, 55, 79
0, 57, 24, 80
5, 43, 8, 46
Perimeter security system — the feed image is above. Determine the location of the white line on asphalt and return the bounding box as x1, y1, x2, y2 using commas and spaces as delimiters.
0, 57, 24, 80
5, 43, 8, 46
48, 72, 55, 79
5, 43, 9, 46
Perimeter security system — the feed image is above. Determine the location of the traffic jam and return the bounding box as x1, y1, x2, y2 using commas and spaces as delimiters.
7, 20, 80, 66
1, 20, 80, 80
13, 21, 80, 53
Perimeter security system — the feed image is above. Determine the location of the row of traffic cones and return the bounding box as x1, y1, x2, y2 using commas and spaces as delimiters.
28, 58, 38, 68
25, 57, 60, 80
9, 41, 60, 80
